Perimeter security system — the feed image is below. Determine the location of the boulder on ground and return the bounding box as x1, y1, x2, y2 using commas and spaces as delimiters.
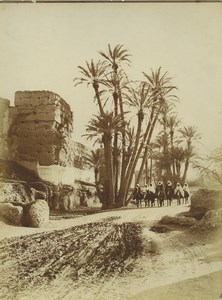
191, 208, 222, 232
189, 189, 222, 219
0, 203, 23, 225
31, 188, 47, 200
58, 185, 77, 211
0, 182, 33, 204
26, 200, 49, 228
30, 182, 53, 202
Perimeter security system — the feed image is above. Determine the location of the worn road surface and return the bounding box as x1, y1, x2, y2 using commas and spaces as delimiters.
0, 203, 221, 300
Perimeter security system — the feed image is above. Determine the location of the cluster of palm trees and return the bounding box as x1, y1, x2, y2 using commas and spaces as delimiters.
145, 104, 200, 187
74, 44, 199, 209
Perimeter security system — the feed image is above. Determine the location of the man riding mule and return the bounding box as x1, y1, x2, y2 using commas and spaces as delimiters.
155, 181, 165, 207
144, 183, 156, 207
165, 181, 174, 206
133, 184, 144, 208
174, 182, 184, 205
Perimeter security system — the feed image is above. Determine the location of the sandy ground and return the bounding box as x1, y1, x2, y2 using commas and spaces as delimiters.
0, 202, 222, 300
0, 203, 189, 240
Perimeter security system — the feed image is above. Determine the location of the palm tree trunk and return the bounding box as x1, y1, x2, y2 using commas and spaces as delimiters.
117, 86, 127, 198
182, 159, 189, 185
118, 113, 144, 207
94, 169, 103, 203
113, 91, 119, 203
103, 134, 114, 208
170, 131, 176, 186
93, 82, 104, 116
121, 108, 156, 206
125, 107, 160, 205
176, 161, 181, 182
150, 156, 153, 183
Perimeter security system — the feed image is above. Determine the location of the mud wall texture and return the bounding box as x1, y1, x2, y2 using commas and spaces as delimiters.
0, 91, 94, 185
7, 91, 73, 166
37, 165, 94, 185
0, 98, 10, 159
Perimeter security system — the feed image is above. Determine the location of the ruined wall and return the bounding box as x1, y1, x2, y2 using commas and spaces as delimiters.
38, 165, 94, 185
9, 91, 73, 166
72, 141, 92, 170
0, 91, 95, 186
0, 98, 10, 159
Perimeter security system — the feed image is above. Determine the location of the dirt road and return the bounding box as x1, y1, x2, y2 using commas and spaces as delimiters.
0, 203, 221, 300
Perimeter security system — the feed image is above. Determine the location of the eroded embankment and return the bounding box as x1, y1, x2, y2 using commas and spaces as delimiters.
0, 217, 143, 300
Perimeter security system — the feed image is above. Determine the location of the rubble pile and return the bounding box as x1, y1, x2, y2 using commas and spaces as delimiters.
0, 181, 50, 227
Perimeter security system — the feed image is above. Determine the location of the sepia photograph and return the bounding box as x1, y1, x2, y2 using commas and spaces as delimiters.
0, 2, 222, 299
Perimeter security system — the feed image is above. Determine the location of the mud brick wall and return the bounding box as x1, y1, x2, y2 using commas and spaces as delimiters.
72, 141, 92, 170
0, 98, 10, 159
10, 91, 73, 166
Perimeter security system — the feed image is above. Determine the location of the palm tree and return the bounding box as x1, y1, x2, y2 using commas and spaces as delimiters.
101, 70, 129, 200
74, 46, 179, 209
166, 115, 181, 184
178, 126, 200, 184
84, 149, 103, 183
117, 82, 154, 206
170, 146, 186, 182
132, 68, 178, 201
84, 111, 125, 208
83, 149, 104, 202
99, 45, 131, 202
73, 60, 107, 115
151, 133, 170, 181
99, 44, 131, 72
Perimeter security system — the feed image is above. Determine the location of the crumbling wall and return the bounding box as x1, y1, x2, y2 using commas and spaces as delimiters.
1, 90, 95, 188
37, 165, 94, 185
9, 91, 73, 166
72, 141, 92, 170
0, 98, 10, 159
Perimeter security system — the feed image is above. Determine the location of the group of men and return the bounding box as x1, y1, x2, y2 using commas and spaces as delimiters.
132, 181, 190, 208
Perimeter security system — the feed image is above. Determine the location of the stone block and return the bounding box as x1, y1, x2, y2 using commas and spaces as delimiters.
35, 104, 56, 114
27, 200, 49, 227
0, 182, 32, 204
0, 203, 23, 226
21, 113, 37, 122
15, 91, 56, 107
35, 112, 56, 122
36, 121, 54, 130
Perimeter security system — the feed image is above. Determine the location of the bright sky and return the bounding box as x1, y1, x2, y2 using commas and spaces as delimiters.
0, 3, 222, 156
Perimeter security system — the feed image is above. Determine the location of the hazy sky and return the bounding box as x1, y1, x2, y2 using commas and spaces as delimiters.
0, 3, 222, 156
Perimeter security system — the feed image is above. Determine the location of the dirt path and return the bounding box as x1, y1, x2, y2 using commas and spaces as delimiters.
0, 204, 189, 240
0, 203, 221, 300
